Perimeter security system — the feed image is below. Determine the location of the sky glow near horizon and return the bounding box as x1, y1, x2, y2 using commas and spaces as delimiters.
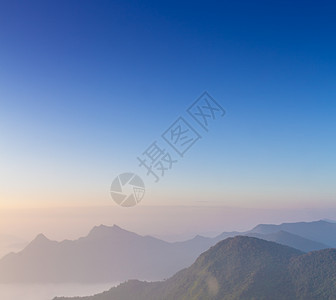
0, 1, 335, 221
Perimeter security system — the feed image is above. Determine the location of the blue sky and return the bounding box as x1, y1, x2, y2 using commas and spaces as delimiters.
1, 0, 335, 208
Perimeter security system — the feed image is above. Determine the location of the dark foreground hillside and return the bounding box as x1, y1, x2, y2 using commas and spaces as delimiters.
54, 236, 336, 300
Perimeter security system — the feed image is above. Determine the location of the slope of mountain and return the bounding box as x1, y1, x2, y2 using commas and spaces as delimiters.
213, 221, 334, 252
245, 230, 329, 252
250, 220, 336, 247
54, 236, 336, 300
0, 234, 27, 259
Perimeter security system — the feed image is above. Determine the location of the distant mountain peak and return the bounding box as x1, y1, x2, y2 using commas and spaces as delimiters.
87, 224, 135, 239
34, 233, 49, 242
23, 233, 53, 251
193, 234, 207, 240
93, 224, 124, 231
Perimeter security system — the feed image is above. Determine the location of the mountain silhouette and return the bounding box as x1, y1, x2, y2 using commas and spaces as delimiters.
0, 220, 334, 283
0, 224, 214, 283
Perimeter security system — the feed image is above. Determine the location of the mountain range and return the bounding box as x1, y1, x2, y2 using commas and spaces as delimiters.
54, 236, 336, 300
0, 220, 335, 283
0, 234, 27, 259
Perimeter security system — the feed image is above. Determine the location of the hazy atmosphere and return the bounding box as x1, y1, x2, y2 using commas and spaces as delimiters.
1, 1, 335, 299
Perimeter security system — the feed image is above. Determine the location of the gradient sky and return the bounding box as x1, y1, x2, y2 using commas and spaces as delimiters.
1, 0, 335, 211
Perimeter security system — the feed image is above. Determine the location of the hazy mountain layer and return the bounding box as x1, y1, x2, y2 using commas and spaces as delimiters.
0, 221, 334, 283
54, 236, 336, 300
250, 220, 336, 247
